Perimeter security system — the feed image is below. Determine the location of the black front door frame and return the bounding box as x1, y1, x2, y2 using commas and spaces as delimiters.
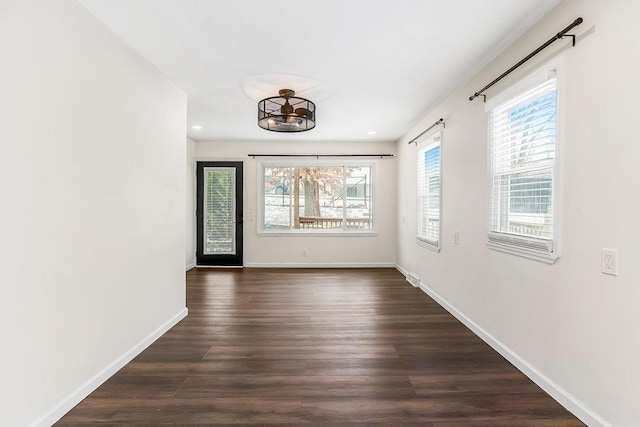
196, 161, 243, 266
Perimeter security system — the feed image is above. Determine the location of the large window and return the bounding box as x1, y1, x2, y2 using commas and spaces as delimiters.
487, 68, 559, 262
417, 132, 441, 251
260, 162, 374, 234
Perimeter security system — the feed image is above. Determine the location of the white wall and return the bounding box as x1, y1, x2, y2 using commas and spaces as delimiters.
186, 138, 196, 269
396, 1, 640, 425
0, 1, 187, 425
195, 140, 397, 266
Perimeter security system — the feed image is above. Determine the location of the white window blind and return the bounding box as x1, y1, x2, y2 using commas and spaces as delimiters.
488, 75, 558, 261
204, 167, 235, 255
417, 132, 441, 251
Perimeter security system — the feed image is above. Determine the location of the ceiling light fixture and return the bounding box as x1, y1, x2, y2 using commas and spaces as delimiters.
258, 89, 315, 132
368, 130, 377, 135
191, 125, 202, 129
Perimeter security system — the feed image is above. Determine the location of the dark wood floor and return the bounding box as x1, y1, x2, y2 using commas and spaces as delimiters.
58, 268, 583, 425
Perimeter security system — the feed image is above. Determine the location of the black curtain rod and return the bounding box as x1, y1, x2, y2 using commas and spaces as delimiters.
408, 118, 445, 145
248, 154, 394, 158
469, 17, 583, 102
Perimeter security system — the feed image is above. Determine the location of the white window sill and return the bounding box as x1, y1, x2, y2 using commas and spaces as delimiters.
416, 236, 440, 253
487, 241, 558, 264
258, 230, 379, 237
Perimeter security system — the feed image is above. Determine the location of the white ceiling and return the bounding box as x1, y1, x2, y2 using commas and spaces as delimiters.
79, 0, 561, 142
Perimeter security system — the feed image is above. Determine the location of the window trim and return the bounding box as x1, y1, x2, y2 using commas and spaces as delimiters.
256, 159, 378, 237
485, 59, 563, 264
416, 131, 442, 252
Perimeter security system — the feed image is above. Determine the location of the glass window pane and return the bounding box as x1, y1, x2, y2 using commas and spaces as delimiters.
489, 78, 556, 241
417, 133, 441, 248
345, 166, 372, 230
263, 167, 292, 230
297, 166, 344, 230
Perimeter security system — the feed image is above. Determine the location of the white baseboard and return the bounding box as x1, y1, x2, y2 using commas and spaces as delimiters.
185, 262, 196, 271
31, 307, 188, 427
413, 278, 609, 427
244, 262, 396, 268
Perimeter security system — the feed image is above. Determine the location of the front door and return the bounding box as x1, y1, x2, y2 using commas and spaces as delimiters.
196, 162, 243, 266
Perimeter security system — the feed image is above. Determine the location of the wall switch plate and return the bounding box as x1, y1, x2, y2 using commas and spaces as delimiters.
453, 231, 460, 244
601, 248, 618, 276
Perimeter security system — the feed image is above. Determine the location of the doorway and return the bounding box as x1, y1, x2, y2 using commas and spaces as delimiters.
196, 161, 243, 266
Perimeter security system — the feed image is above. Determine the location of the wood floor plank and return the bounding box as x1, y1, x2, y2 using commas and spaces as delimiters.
60, 397, 304, 424
202, 344, 400, 360
299, 396, 580, 424
118, 360, 307, 377
56, 268, 584, 425
408, 372, 544, 395
175, 375, 416, 398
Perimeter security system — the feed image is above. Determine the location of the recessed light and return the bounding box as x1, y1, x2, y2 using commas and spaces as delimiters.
191, 125, 202, 130
367, 130, 377, 135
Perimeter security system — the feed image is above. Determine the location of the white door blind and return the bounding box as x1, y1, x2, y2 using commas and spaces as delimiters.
417, 133, 441, 249
488, 77, 557, 252
204, 167, 236, 255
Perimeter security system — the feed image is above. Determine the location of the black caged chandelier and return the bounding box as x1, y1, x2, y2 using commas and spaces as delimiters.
257, 89, 316, 132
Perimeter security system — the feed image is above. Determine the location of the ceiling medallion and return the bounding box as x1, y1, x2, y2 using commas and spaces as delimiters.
258, 89, 316, 132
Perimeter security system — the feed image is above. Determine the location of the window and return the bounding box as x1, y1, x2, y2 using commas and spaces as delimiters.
487, 68, 559, 263
417, 132, 441, 251
259, 162, 374, 234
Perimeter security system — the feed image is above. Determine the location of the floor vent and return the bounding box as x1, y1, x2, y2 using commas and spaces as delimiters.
406, 273, 420, 287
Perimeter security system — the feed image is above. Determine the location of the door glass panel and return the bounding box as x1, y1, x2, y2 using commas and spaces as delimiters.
204, 167, 235, 255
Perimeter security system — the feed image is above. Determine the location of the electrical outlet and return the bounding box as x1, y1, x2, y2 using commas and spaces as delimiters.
453, 231, 460, 244
601, 248, 618, 276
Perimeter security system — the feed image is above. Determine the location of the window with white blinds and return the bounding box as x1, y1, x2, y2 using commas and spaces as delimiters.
487, 73, 559, 262
417, 132, 441, 251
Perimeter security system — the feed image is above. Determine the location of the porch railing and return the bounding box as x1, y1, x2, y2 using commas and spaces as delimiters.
298, 216, 370, 230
